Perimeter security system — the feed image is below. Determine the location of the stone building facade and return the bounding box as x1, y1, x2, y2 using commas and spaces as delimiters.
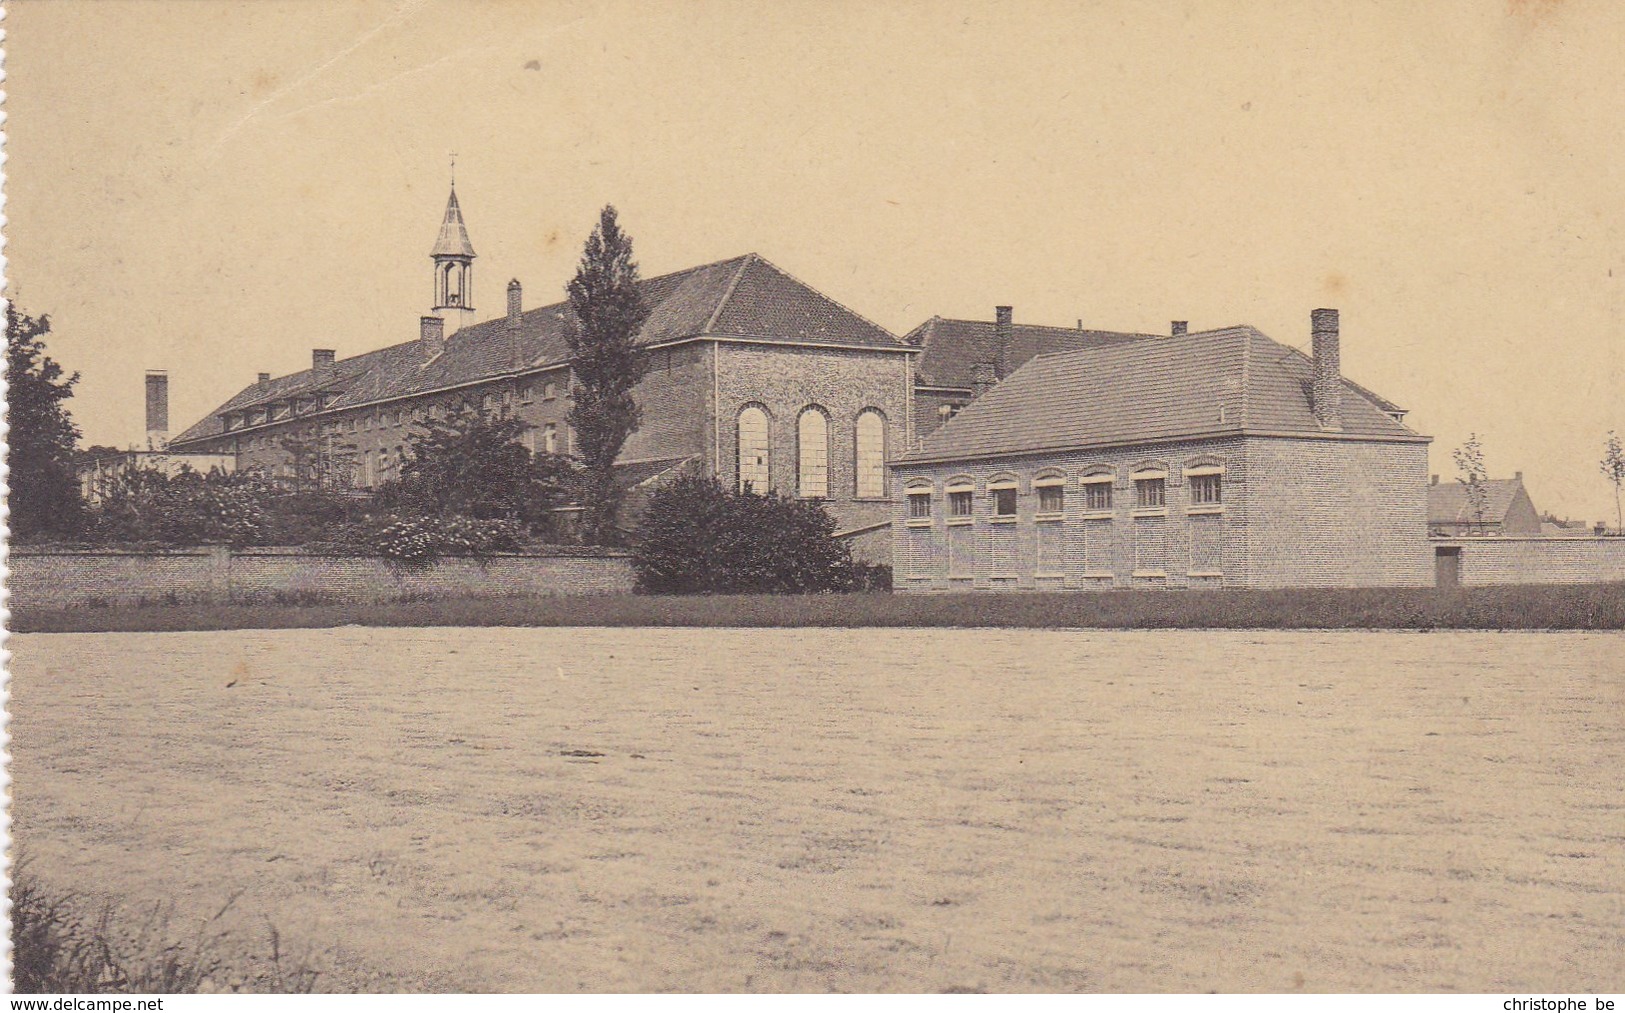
891, 312, 1434, 590
167, 186, 918, 558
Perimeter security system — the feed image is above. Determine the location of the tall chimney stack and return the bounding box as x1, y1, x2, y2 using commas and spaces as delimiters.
993, 305, 1013, 379
257, 372, 271, 386
145, 370, 169, 450
312, 349, 336, 375
420, 316, 445, 359
1171, 320, 1188, 336
1311, 308, 1342, 430
507, 279, 523, 329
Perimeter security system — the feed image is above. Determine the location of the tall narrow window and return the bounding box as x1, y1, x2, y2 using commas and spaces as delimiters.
797, 407, 829, 499
854, 409, 886, 498
544, 423, 558, 455
738, 406, 771, 493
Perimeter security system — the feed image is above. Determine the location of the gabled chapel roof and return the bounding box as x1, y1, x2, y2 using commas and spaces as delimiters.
170, 254, 908, 447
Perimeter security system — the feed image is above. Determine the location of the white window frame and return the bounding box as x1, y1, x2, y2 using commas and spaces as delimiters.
945, 479, 975, 525
1132, 468, 1169, 517
988, 477, 1019, 523
738, 405, 771, 494
1033, 473, 1066, 521
1080, 472, 1115, 517
854, 409, 887, 499
1185, 464, 1226, 514
905, 482, 934, 526
797, 407, 830, 500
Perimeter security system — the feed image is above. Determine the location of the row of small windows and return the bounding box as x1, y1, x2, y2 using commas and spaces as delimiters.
225, 379, 560, 434
737, 405, 887, 500
908, 471, 1222, 518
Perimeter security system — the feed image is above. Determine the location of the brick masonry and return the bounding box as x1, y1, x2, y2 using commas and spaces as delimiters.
714, 341, 912, 559
1431, 537, 1625, 586
8, 547, 634, 611
891, 434, 1433, 590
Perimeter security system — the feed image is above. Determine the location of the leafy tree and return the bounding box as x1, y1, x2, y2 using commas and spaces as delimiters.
277, 424, 358, 494
5, 307, 85, 541
565, 205, 651, 545
379, 408, 575, 535
88, 467, 274, 547
1602, 430, 1625, 535
1453, 433, 1489, 535
632, 473, 857, 594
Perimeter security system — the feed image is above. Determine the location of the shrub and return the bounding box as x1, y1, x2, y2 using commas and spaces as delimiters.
88, 469, 275, 547
632, 474, 858, 593
330, 513, 527, 566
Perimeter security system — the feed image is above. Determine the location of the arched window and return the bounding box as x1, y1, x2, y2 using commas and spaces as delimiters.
854, 409, 886, 498
797, 407, 829, 499
543, 423, 558, 455
738, 406, 771, 493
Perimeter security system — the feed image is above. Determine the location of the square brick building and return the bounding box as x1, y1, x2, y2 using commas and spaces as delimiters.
890, 310, 1434, 590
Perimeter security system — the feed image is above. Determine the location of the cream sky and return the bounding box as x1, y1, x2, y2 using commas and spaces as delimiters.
7, 0, 1624, 522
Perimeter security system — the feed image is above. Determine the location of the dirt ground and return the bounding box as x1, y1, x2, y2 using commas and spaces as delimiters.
9, 627, 1623, 992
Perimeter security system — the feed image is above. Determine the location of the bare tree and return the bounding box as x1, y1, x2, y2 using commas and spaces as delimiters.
1453, 433, 1489, 535
1602, 430, 1625, 536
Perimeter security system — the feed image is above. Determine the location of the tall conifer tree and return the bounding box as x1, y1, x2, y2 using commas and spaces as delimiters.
565, 206, 651, 545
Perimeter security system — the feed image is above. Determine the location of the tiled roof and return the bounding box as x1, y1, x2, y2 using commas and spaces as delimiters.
904, 316, 1160, 389
1427, 478, 1527, 525
430, 188, 476, 258
171, 254, 907, 447
899, 326, 1423, 464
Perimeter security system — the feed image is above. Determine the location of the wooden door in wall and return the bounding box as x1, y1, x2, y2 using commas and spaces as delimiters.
1434, 546, 1461, 588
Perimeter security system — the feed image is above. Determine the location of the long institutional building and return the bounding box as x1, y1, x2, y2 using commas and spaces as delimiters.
170, 184, 1432, 582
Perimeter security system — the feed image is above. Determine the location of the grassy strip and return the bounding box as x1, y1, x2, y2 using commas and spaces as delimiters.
13, 584, 1625, 633
9, 868, 319, 994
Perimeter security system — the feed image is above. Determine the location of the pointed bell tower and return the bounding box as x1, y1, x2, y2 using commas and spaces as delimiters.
431, 161, 477, 335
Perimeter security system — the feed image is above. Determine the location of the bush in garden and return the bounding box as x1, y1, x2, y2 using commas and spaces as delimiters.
632, 474, 858, 594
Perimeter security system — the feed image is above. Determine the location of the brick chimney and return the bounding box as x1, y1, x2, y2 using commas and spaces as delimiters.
257, 372, 271, 386
507, 279, 523, 329
312, 348, 336, 375
970, 361, 997, 400
993, 305, 1013, 379
144, 370, 169, 450
1431, 474, 1440, 486
1171, 320, 1188, 336
420, 316, 445, 359
1310, 308, 1342, 430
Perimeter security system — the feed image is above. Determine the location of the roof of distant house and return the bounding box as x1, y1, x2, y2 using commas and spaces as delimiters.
898, 326, 1424, 464
171, 254, 907, 447
1428, 477, 1530, 526
904, 316, 1159, 390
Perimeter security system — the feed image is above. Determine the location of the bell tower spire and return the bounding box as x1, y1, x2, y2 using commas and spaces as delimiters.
430, 157, 476, 335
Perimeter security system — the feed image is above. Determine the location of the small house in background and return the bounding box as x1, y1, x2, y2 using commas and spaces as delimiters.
903, 308, 1162, 440
77, 370, 235, 503
890, 309, 1434, 590
1426, 472, 1541, 537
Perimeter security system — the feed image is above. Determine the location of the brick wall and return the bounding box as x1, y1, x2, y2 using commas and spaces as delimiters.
1244, 437, 1431, 587
620, 341, 715, 466
8, 547, 634, 611
1432, 537, 1625, 586
912, 389, 969, 446
715, 342, 911, 540
892, 434, 1433, 591
891, 437, 1251, 591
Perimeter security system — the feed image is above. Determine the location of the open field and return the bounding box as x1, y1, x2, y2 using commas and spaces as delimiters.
9, 627, 1624, 992
12, 583, 1625, 634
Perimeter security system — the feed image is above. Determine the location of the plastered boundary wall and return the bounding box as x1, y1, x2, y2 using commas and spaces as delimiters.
1433, 536, 1625, 586
7, 547, 635, 610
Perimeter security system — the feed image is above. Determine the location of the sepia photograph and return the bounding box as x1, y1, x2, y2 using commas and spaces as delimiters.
3, 0, 1623, 997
